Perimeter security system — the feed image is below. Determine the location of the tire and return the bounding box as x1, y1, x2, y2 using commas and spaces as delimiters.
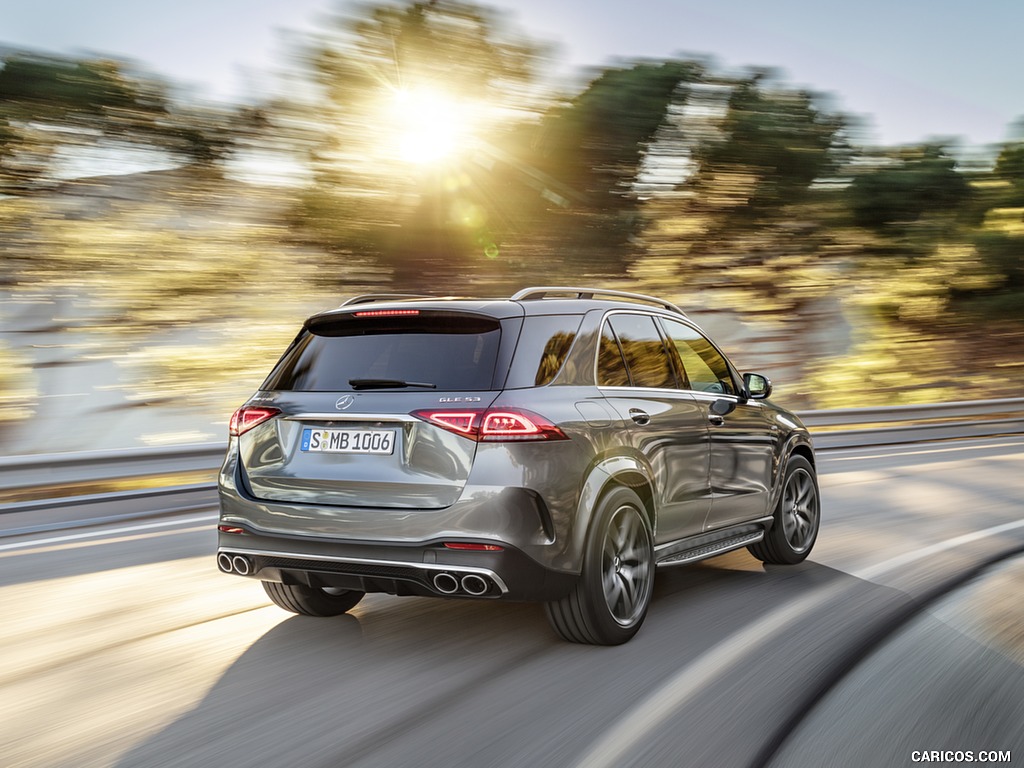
545, 486, 654, 645
262, 581, 365, 617
748, 454, 820, 565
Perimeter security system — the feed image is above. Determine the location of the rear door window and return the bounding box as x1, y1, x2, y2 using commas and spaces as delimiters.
264, 312, 502, 392
604, 314, 678, 389
597, 323, 631, 387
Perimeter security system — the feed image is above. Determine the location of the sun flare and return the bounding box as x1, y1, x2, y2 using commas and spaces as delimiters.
388, 88, 472, 165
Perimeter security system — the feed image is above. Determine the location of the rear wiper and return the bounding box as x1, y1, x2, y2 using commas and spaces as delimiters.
348, 378, 437, 390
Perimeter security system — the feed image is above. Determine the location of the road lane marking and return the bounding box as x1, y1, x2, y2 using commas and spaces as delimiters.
0, 514, 217, 552
573, 516, 1024, 768
819, 439, 1024, 464
853, 518, 1024, 580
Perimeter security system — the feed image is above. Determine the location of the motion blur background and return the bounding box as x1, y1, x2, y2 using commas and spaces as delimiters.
2, 0, 1023, 456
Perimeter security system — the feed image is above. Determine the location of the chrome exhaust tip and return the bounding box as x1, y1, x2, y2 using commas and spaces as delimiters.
217, 552, 234, 573
231, 555, 253, 576
461, 574, 489, 596
433, 572, 460, 594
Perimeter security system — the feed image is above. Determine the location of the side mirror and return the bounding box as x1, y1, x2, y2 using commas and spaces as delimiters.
743, 372, 773, 400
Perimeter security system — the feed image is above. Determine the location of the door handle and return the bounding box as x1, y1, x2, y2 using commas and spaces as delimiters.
628, 408, 651, 426
708, 398, 733, 427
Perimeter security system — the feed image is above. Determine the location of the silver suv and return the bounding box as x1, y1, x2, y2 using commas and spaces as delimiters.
217, 287, 819, 644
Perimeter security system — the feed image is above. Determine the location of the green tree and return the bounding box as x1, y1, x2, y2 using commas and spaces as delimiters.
992, 141, 1024, 206
639, 70, 848, 308
846, 144, 971, 233
686, 72, 847, 223
0, 52, 243, 192
520, 60, 702, 270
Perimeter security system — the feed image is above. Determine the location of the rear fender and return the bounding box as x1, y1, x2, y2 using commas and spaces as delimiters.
565, 455, 657, 573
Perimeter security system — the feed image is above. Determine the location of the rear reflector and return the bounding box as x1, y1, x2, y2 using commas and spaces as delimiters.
218, 525, 246, 535
444, 542, 504, 551
229, 406, 281, 436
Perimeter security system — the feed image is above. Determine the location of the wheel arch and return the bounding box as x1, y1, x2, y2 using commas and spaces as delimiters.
769, 434, 817, 512
569, 456, 657, 572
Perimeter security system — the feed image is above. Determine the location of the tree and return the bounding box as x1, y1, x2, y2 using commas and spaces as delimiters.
0, 52, 244, 193
637, 70, 848, 303
290, 0, 549, 283
846, 144, 971, 232
684, 72, 847, 224
519, 60, 702, 269
993, 141, 1024, 206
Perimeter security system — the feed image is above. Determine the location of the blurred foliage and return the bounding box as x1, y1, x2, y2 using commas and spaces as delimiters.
641, 72, 849, 323
846, 145, 971, 236
0, 52, 254, 193
514, 60, 703, 271
287, 0, 550, 284
1, 0, 1023, 436
687, 72, 847, 221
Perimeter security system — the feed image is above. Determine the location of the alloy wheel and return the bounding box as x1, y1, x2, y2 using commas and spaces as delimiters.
601, 505, 653, 626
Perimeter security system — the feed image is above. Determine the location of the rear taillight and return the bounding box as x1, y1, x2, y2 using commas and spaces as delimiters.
411, 408, 567, 442
229, 406, 281, 436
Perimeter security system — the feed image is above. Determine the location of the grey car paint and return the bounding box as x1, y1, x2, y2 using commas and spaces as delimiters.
217, 289, 818, 644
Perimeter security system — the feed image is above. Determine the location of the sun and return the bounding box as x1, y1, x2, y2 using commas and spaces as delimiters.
388, 87, 473, 165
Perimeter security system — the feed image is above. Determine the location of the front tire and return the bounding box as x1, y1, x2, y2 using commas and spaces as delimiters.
748, 454, 820, 565
545, 487, 654, 645
262, 581, 364, 616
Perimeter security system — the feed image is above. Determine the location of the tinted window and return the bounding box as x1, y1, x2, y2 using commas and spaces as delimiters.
264, 313, 501, 392
606, 314, 676, 389
506, 315, 583, 388
661, 319, 736, 395
597, 324, 630, 386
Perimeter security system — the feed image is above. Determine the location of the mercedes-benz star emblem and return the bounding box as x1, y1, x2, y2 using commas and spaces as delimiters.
335, 395, 355, 410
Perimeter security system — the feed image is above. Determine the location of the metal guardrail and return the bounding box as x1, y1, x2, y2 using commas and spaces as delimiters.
1, 398, 1022, 534
1, 442, 226, 492
798, 397, 1024, 449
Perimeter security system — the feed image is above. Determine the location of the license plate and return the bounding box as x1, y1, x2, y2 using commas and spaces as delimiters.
300, 428, 396, 454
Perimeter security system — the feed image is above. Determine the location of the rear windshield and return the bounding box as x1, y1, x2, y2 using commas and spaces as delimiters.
263, 312, 502, 392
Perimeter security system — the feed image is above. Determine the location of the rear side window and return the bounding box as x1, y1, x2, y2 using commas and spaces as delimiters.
263, 312, 501, 392
505, 315, 583, 388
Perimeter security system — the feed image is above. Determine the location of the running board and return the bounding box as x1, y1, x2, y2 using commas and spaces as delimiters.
656, 531, 764, 567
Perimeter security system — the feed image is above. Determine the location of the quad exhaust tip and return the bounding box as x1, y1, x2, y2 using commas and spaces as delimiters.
432, 571, 492, 596
218, 552, 253, 576
461, 574, 489, 596
432, 572, 460, 594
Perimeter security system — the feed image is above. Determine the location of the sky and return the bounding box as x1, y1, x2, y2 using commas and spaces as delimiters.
2, 0, 1022, 149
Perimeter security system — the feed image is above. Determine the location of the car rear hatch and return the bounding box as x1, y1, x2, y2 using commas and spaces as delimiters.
237, 307, 518, 509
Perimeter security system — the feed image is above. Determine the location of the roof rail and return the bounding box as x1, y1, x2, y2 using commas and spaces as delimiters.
511, 286, 686, 316
340, 293, 434, 307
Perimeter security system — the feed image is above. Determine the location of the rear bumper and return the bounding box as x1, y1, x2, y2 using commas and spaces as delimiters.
216, 526, 577, 601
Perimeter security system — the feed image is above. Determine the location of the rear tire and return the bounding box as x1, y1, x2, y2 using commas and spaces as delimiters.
748, 455, 820, 565
262, 581, 365, 616
545, 487, 654, 645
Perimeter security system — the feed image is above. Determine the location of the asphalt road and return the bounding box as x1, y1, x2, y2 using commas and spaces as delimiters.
1, 438, 1022, 768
